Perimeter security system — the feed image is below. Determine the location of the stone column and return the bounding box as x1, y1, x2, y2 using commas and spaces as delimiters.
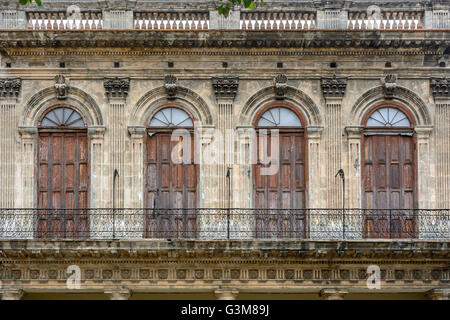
426, 289, 449, 300
103, 78, 130, 239
431, 78, 450, 209
317, 76, 347, 239
321, 76, 347, 209
0, 289, 24, 300
319, 288, 348, 300
211, 77, 239, 238
0, 78, 21, 209
214, 288, 239, 300
126, 126, 146, 238
345, 126, 364, 239
104, 288, 132, 300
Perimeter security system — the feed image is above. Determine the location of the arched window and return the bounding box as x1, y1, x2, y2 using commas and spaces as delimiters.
253, 104, 307, 239
40, 107, 85, 127
366, 107, 410, 127
149, 107, 193, 127
36, 106, 89, 239
145, 106, 198, 239
257, 107, 302, 127
361, 104, 416, 239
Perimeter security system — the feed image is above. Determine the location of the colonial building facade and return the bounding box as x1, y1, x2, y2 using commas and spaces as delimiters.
0, 0, 449, 300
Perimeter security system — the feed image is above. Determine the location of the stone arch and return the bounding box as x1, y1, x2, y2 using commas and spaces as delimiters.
131, 86, 213, 126
239, 86, 322, 127
350, 86, 431, 127
22, 86, 103, 127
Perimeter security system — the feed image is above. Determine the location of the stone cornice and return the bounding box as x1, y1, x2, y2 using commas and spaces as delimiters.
0, 30, 448, 52
0, 240, 448, 260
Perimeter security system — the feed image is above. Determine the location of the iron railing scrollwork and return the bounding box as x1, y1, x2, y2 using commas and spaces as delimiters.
0, 208, 448, 240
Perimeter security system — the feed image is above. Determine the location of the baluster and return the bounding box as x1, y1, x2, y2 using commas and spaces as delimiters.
49, 13, 56, 30
203, 12, 208, 29
143, 13, 149, 30
242, 12, 247, 30
32, 13, 39, 30
348, 12, 354, 30
249, 13, 255, 30
289, 12, 295, 30
273, 12, 278, 30
404, 12, 409, 29
152, 12, 157, 29
259, 12, 265, 30
92, 13, 98, 30
135, 12, 141, 29
197, 12, 202, 30
392, 12, 399, 29
82, 12, 88, 30
177, 12, 183, 30
384, 12, 390, 29
360, 12, 366, 29
280, 12, 286, 30
255, 12, 261, 30
416, 12, 422, 29
309, 13, 316, 30
265, 12, 271, 30
27, 12, 33, 29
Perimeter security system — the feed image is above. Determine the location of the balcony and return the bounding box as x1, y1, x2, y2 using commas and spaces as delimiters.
0, 208, 448, 241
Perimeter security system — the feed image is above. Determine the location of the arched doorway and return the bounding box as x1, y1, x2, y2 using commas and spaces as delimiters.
362, 102, 417, 238
36, 106, 89, 239
253, 103, 308, 239
144, 106, 198, 238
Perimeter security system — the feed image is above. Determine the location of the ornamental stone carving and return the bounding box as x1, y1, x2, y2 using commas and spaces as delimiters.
103, 77, 130, 99
212, 77, 239, 100
430, 77, 449, 99
321, 74, 347, 98
274, 74, 288, 99
381, 74, 397, 99
164, 74, 178, 99
54, 74, 68, 99
0, 78, 21, 98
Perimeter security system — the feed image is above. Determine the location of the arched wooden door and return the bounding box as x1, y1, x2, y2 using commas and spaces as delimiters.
144, 107, 198, 238
36, 106, 89, 239
362, 103, 417, 238
253, 104, 308, 239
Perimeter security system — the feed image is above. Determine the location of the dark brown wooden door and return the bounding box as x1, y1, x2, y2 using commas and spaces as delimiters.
363, 134, 416, 238
144, 132, 198, 238
253, 132, 307, 238
36, 131, 89, 238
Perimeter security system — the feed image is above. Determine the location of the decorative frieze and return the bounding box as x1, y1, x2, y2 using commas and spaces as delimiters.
0, 78, 21, 98
321, 75, 347, 98
212, 77, 239, 100
274, 74, 288, 99
431, 77, 449, 99
381, 74, 397, 99
103, 77, 130, 99
54, 74, 68, 99
164, 74, 178, 100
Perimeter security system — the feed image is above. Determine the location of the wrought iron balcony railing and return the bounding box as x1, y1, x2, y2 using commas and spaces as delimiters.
0, 208, 448, 241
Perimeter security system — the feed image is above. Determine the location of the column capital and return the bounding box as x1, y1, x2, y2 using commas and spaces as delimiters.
321, 75, 347, 100
319, 288, 348, 300
88, 126, 106, 140
306, 126, 323, 139
0, 288, 24, 300
212, 76, 239, 102
431, 77, 450, 101
104, 77, 130, 101
0, 78, 21, 101
18, 126, 37, 141
426, 289, 449, 300
104, 288, 132, 300
128, 126, 147, 139
345, 126, 364, 139
415, 125, 433, 139
214, 288, 239, 300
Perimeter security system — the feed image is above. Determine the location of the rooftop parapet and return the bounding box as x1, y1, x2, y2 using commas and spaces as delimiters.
0, 0, 448, 30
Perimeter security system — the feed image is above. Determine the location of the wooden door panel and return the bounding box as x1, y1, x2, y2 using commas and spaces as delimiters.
37, 131, 89, 239
363, 134, 416, 238
254, 132, 306, 238
145, 132, 198, 238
